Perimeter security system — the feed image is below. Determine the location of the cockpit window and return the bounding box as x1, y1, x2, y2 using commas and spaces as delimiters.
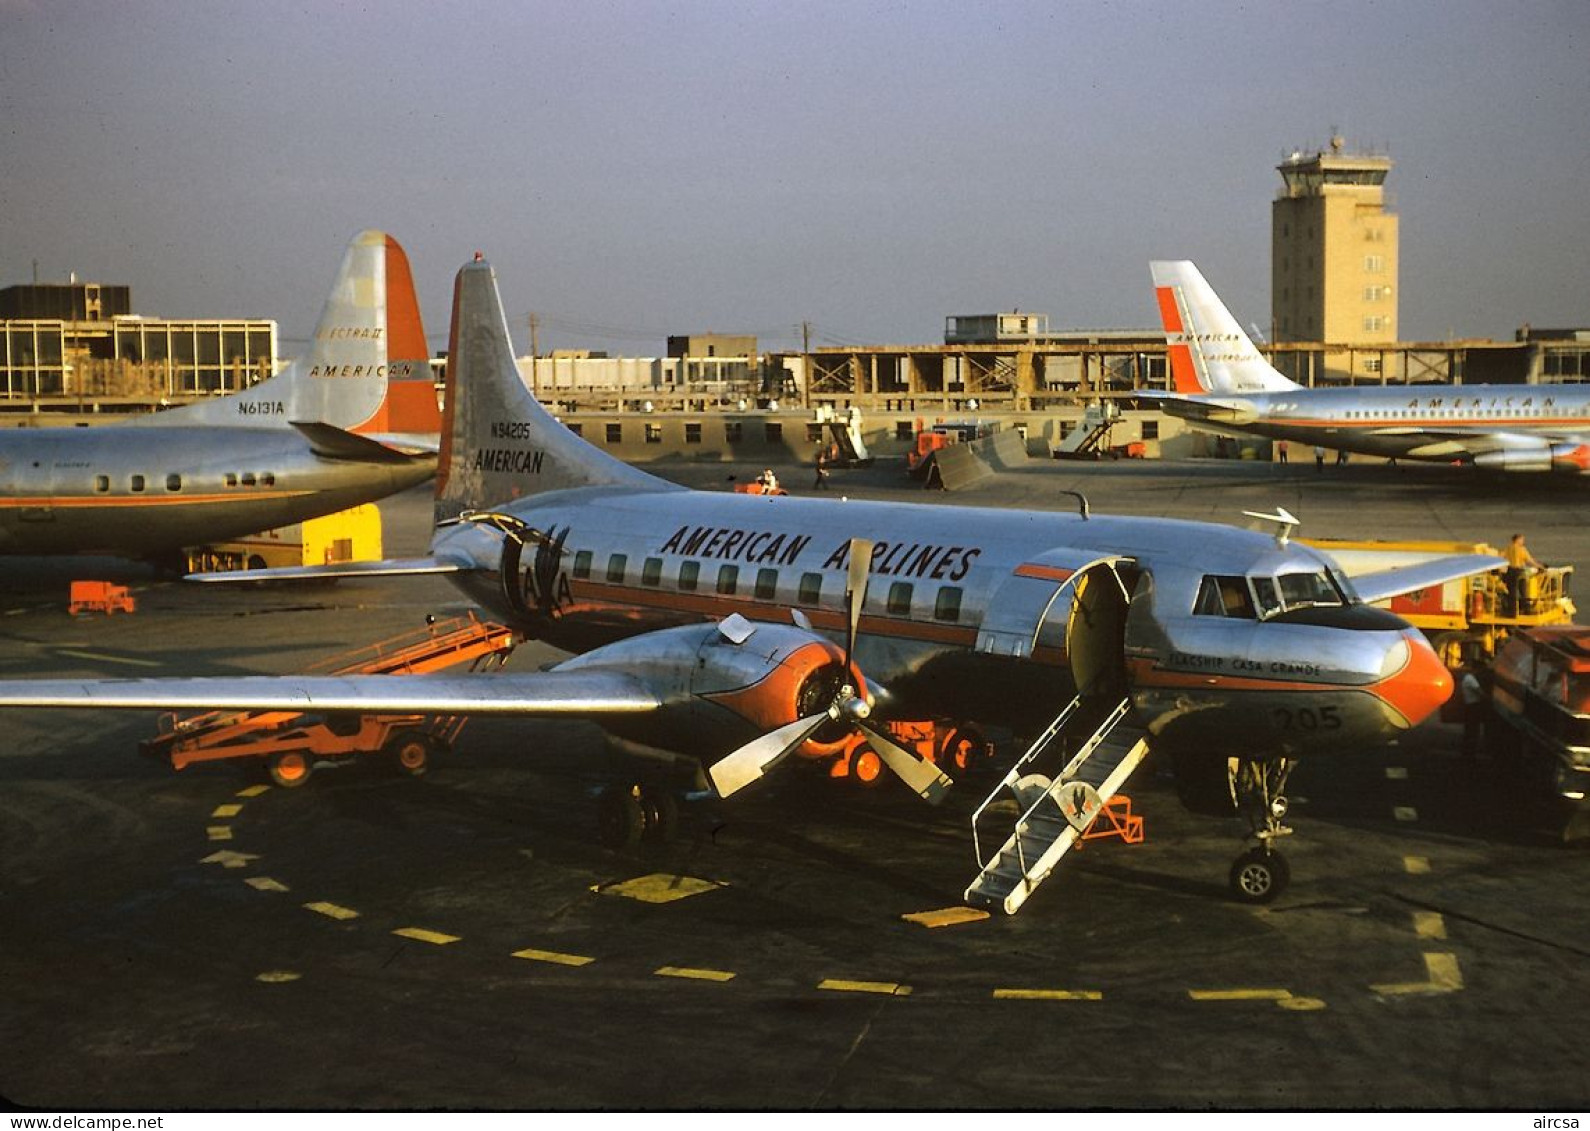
1195, 575, 1257, 618
1276, 570, 1346, 611
1196, 569, 1347, 620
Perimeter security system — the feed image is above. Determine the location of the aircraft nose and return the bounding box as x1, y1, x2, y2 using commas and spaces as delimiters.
1377, 630, 1454, 728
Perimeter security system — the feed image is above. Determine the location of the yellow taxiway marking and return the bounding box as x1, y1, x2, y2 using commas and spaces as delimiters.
592, 873, 727, 903
255, 971, 301, 984
304, 901, 360, 921
512, 948, 594, 968
1384, 766, 1409, 780
993, 988, 1103, 1002
1413, 911, 1447, 939
902, 906, 990, 928
236, 785, 271, 799
818, 979, 912, 997
1392, 806, 1419, 822
1188, 988, 1293, 1002
245, 876, 288, 893
200, 849, 258, 869
1404, 856, 1431, 875
55, 649, 163, 669
1371, 952, 1464, 996
211, 804, 244, 819
656, 966, 736, 982
206, 826, 233, 842
393, 927, 461, 946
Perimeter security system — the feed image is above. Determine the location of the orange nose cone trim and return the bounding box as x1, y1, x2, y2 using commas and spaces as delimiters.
1375, 631, 1454, 728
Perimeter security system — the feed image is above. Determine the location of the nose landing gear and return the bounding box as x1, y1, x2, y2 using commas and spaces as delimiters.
1226, 756, 1295, 904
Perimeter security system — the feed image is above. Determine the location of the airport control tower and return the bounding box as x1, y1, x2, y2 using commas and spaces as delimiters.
1271, 136, 1398, 350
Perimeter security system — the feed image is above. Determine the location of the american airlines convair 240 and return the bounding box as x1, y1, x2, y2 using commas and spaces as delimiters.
0, 230, 439, 561
0, 253, 1503, 912
1151, 260, 1590, 473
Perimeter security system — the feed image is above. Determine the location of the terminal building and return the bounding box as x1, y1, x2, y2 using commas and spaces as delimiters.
0, 281, 276, 411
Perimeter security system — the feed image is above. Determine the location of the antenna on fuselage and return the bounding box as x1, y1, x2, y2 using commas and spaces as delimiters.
1059, 490, 1091, 519
1242, 506, 1300, 547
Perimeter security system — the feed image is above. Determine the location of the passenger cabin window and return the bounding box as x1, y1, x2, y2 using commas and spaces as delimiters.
224, 473, 238, 487
605, 553, 628, 583
754, 568, 778, 600
677, 560, 700, 591
887, 581, 913, 616
641, 557, 662, 587
241, 472, 256, 487
572, 550, 593, 579
716, 564, 739, 595
94, 475, 109, 493
165, 474, 182, 492
798, 572, 823, 605
129, 475, 146, 493
934, 586, 963, 622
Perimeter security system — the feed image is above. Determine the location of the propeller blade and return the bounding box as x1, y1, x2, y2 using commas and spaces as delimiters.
708, 712, 827, 798
857, 720, 953, 805
844, 538, 874, 665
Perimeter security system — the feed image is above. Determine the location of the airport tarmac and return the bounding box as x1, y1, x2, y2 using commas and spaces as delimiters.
4, 456, 1590, 1111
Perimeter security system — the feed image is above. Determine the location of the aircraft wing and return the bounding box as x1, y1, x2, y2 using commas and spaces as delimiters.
186, 556, 468, 583
290, 421, 438, 465
0, 671, 662, 716
1339, 553, 1506, 606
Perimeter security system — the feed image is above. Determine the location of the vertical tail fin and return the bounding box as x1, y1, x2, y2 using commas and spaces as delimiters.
435, 253, 669, 524
162, 230, 439, 433
1150, 261, 1299, 395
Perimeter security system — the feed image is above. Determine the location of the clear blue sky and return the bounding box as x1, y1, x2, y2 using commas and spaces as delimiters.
3, 0, 1585, 356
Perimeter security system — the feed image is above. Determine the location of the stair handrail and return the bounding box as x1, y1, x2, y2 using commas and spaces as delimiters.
1002, 697, 1131, 879
970, 694, 1081, 869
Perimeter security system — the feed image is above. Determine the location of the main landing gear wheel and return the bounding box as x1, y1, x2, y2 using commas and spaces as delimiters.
384, 729, 436, 778
598, 783, 679, 850
1229, 847, 1290, 903
267, 749, 312, 789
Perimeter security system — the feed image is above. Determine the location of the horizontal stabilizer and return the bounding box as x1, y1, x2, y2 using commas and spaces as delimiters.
1346, 554, 1506, 606
186, 556, 467, 583
0, 671, 662, 716
290, 421, 437, 465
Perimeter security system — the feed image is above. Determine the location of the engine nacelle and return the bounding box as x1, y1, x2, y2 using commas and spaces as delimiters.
550, 617, 865, 761
1473, 443, 1590, 474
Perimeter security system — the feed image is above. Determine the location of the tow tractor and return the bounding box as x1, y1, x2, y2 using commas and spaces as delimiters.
139, 612, 517, 787
1486, 625, 1590, 842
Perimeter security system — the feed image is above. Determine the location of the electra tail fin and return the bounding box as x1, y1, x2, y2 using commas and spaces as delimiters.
152, 230, 439, 435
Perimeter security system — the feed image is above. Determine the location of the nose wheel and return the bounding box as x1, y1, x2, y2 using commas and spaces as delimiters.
1226, 756, 1295, 903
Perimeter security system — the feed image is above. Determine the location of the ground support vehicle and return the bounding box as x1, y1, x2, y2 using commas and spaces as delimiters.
68, 581, 136, 616
826, 719, 994, 787
139, 613, 517, 787
183, 503, 383, 574
1305, 538, 1575, 670
1485, 625, 1590, 842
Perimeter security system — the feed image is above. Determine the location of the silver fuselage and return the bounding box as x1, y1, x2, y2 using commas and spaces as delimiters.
432, 485, 1444, 759
0, 425, 434, 557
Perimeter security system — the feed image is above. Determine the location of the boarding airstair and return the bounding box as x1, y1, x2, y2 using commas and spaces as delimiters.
1052, 402, 1122, 458
964, 695, 1150, 915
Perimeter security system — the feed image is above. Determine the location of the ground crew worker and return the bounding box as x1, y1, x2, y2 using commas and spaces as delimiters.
1503, 533, 1545, 613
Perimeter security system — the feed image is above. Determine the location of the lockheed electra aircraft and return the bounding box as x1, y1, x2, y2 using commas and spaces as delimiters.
0, 230, 439, 561
0, 253, 1501, 909
1151, 260, 1590, 473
